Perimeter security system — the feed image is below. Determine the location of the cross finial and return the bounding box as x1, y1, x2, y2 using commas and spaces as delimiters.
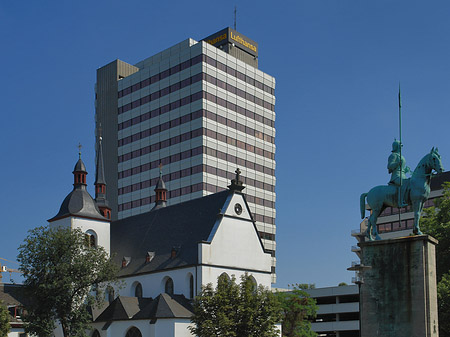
78, 143, 82, 159
228, 168, 245, 191
235, 168, 241, 182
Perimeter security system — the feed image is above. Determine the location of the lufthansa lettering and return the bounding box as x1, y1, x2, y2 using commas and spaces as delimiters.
230, 31, 257, 53
206, 33, 227, 46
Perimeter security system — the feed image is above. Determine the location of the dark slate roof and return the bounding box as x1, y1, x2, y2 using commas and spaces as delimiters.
94, 294, 193, 322
73, 158, 87, 173
48, 185, 106, 222
95, 140, 106, 186
155, 175, 166, 190
135, 293, 193, 319
431, 171, 450, 190
0, 284, 25, 307
111, 190, 230, 277
0, 284, 26, 325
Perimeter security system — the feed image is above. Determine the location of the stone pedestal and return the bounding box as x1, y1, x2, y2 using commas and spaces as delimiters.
359, 235, 439, 337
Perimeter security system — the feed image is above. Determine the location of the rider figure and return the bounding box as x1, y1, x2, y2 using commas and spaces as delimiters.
388, 139, 410, 207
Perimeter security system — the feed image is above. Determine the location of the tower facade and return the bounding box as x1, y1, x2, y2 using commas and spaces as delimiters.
95, 28, 277, 281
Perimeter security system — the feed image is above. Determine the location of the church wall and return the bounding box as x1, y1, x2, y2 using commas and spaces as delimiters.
48, 217, 110, 254
199, 265, 272, 289
116, 266, 197, 299
90, 318, 193, 337
71, 217, 110, 254
199, 210, 272, 287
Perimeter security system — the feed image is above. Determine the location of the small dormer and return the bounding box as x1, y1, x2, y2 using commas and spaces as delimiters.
122, 256, 131, 268
146, 252, 155, 263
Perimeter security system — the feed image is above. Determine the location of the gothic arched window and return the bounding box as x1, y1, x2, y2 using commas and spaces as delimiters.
135, 283, 143, 298
165, 277, 174, 295
189, 274, 194, 299
125, 327, 142, 337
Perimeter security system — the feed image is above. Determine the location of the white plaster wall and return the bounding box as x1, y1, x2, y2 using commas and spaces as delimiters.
199, 195, 271, 287
199, 265, 271, 289
115, 266, 197, 299
48, 217, 110, 254
173, 320, 195, 337
48, 217, 72, 229
90, 318, 193, 337
71, 217, 110, 254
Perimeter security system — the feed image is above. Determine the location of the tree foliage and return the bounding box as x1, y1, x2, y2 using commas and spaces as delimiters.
421, 181, 450, 336
0, 301, 10, 337
275, 284, 318, 337
17, 226, 119, 337
190, 273, 281, 337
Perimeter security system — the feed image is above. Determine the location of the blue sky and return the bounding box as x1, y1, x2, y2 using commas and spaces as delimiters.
1, 1, 450, 288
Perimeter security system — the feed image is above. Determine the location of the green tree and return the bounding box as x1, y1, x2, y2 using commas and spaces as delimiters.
190, 273, 281, 337
275, 284, 318, 337
421, 182, 450, 336
17, 226, 119, 337
0, 300, 10, 337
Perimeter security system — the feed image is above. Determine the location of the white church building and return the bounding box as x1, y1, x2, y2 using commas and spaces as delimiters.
46, 139, 274, 337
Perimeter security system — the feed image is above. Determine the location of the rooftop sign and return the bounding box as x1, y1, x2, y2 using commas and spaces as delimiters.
202, 27, 258, 57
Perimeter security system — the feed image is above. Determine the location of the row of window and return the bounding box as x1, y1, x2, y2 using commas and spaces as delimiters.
118, 126, 274, 165
118, 54, 203, 98
118, 73, 275, 120
118, 108, 274, 148
118, 163, 275, 196
119, 87, 275, 131
117, 54, 274, 100
118, 145, 275, 179
119, 181, 275, 211
118, 72, 202, 114
259, 232, 275, 241
253, 213, 276, 226
203, 54, 275, 95
119, 182, 207, 211
379, 198, 434, 217
118, 127, 203, 162
377, 219, 415, 233
203, 72, 272, 110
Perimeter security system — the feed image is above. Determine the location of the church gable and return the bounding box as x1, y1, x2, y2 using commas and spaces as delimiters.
199, 192, 271, 274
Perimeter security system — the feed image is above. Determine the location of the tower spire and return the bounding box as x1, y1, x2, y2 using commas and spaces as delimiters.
95, 131, 111, 219
152, 163, 167, 211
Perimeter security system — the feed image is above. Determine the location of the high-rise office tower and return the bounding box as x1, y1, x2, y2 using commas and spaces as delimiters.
95, 28, 277, 281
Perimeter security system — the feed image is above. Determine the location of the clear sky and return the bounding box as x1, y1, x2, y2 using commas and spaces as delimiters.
1, 1, 450, 288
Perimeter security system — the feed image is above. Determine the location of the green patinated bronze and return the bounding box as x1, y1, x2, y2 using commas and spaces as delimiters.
360, 147, 443, 241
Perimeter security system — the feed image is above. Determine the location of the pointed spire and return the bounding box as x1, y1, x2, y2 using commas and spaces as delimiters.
95, 130, 106, 186
152, 163, 167, 211
73, 144, 87, 186
94, 130, 111, 219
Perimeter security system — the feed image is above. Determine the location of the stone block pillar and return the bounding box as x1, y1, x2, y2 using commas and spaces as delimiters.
359, 235, 438, 337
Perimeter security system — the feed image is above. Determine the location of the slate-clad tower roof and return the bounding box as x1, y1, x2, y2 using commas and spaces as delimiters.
151, 166, 167, 211
49, 154, 106, 222
95, 135, 111, 219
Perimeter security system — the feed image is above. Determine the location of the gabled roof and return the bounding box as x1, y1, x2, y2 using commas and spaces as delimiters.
111, 190, 230, 277
0, 284, 25, 307
94, 294, 193, 322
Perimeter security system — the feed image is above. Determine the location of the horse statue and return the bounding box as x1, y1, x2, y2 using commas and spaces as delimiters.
360, 147, 444, 241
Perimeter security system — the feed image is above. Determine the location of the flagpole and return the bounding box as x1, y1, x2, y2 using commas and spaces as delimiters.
398, 84, 402, 227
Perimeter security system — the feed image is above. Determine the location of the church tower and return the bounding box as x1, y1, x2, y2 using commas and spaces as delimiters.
95, 135, 111, 219
48, 147, 111, 253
